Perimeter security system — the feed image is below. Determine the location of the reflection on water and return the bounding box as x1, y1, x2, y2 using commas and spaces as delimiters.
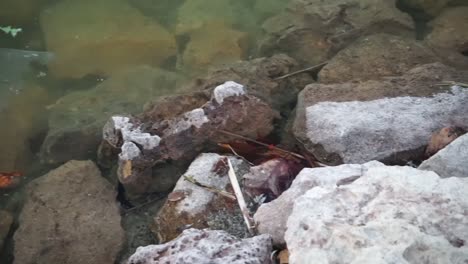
0, 0, 467, 262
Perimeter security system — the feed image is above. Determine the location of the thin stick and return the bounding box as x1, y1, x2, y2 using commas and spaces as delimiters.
227, 159, 256, 235
124, 196, 165, 213
274, 61, 328, 80
184, 175, 236, 200
218, 130, 306, 161
218, 143, 254, 166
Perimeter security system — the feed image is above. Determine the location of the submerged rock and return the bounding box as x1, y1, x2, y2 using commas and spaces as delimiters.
0, 210, 13, 252
40, 66, 179, 165
255, 161, 384, 246
286, 165, 468, 264
127, 228, 272, 264
294, 63, 468, 165
13, 160, 125, 264
153, 153, 250, 242
40, 0, 176, 78
419, 133, 468, 178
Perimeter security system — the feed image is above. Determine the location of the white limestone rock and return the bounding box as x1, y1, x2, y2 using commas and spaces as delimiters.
419, 133, 468, 178
213, 81, 246, 104
285, 165, 468, 264
254, 161, 384, 245
127, 228, 272, 264
305, 86, 468, 164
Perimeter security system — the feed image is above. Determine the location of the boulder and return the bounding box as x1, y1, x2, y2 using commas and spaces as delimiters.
127, 228, 272, 264
419, 133, 468, 178
425, 7, 468, 54
103, 81, 277, 196
285, 165, 468, 263
40, 0, 176, 78
254, 161, 384, 246
13, 160, 125, 264
180, 23, 248, 73
152, 153, 250, 242
318, 33, 448, 83
40, 66, 179, 165
0, 210, 13, 251
258, 0, 414, 65
293, 63, 468, 165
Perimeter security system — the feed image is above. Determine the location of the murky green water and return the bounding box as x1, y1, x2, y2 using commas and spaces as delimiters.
0, 0, 466, 262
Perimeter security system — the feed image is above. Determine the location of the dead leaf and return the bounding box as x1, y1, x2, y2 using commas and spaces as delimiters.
426, 127, 465, 157
167, 190, 188, 202
278, 249, 289, 264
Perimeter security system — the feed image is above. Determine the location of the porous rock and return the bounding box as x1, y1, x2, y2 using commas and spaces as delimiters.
419, 133, 468, 178
104, 81, 277, 195
318, 33, 448, 83
152, 153, 250, 242
127, 228, 272, 264
258, 0, 414, 65
40, 66, 178, 165
286, 165, 468, 264
254, 161, 384, 246
40, 0, 176, 78
294, 63, 468, 165
13, 160, 125, 264
425, 7, 468, 54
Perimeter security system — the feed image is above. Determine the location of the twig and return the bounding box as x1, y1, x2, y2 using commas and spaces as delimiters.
218, 143, 254, 166
227, 159, 256, 235
124, 196, 165, 213
218, 130, 306, 161
436, 81, 468, 88
184, 175, 236, 200
274, 61, 328, 80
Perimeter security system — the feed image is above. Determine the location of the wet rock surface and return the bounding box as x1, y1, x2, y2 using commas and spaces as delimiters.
127, 228, 272, 264
285, 165, 468, 264
425, 7, 468, 54
259, 0, 414, 65
40, 66, 179, 165
40, 0, 176, 78
294, 63, 468, 165
0, 210, 13, 252
255, 161, 384, 246
13, 160, 125, 264
103, 81, 277, 196
152, 153, 250, 243
419, 133, 468, 178
318, 33, 454, 83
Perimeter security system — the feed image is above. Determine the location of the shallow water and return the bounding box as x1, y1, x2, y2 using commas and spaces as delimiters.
0, 0, 465, 262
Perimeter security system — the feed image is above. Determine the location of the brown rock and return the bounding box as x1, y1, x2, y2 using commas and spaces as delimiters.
13, 160, 125, 264
40, 0, 177, 78
426, 7, 468, 54
318, 33, 449, 83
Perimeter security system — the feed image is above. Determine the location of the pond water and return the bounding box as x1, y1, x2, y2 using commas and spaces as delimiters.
0, 0, 467, 263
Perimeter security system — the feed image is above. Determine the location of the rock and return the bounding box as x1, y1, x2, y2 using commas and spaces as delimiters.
0, 85, 50, 171
13, 160, 125, 264
258, 0, 414, 65
40, 66, 179, 165
419, 133, 468, 178
293, 63, 468, 165
254, 161, 384, 246
285, 165, 468, 264
425, 7, 468, 54
104, 81, 277, 195
127, 228, 272, 264
40, 0, 176, 78
180, 23, 248, 73
0, 210, 13, 251
152, 153, 250, 242
424, 126, 465, 157
399, 0, 450, 16
318, 34, 444, 83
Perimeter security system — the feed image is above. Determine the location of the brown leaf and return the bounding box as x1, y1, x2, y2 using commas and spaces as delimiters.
426, 127, 465, 157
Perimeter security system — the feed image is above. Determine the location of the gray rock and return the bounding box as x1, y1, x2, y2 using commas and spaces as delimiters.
153, 153, 250, 243
285, 165, 468, 264
259, 0, 414, 66
40, 66, 179, 165
318, 33, 454, 83
13, 160, 125, 264
127, 228, 272, 264
294, 63, 468, 165
0, 210, 13, 252
254, 161, 384, 246
425, 7, 468, 54
399, 0, 450, 16
419, 133, 468, 178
